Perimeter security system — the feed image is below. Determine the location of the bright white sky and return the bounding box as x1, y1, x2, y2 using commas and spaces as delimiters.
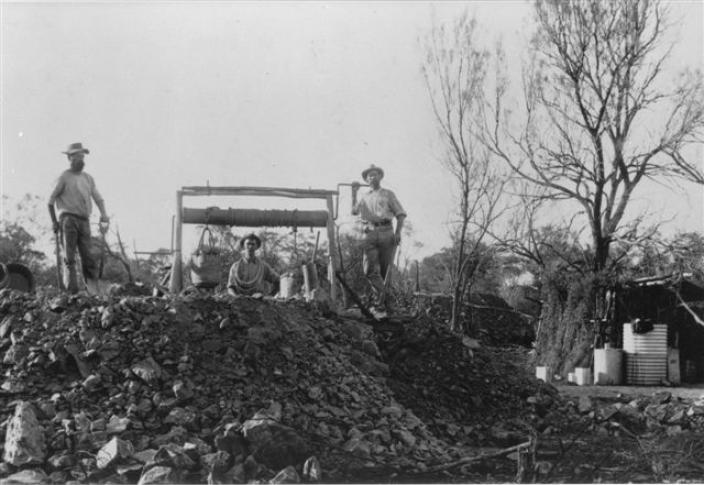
1, 1, 702, 265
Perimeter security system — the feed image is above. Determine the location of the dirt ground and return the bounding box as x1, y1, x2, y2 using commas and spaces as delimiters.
556, 382, 704, 400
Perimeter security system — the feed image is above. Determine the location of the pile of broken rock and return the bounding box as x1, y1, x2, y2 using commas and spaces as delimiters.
0, 288, 558, 484
573, 390, 704, 437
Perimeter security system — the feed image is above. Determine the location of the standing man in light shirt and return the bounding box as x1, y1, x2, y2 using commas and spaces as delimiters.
48, 142, 110, 294
351, 164, 406, 315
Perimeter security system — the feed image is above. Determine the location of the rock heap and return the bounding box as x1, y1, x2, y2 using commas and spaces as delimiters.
0, 287, 555, 484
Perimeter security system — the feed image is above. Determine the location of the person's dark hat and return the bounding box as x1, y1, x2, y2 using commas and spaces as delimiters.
361, 164, 384, 180
239, 233, 262, 249
62, 142, 90, 155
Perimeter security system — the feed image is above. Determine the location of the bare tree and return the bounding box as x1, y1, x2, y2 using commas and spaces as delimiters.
422, 12, 509, 332
484, 0, 704, 317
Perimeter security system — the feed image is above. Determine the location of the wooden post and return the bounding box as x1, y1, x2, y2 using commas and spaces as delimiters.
169, 190, 183, 293
302, 263, 311, 300
325, 195, 338, 303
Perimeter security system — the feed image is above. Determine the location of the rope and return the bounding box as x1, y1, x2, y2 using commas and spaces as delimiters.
233, 259, 265, 289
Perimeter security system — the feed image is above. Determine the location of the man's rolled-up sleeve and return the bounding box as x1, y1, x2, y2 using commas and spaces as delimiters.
389, 192, 406, 218
48, 177, 65, 205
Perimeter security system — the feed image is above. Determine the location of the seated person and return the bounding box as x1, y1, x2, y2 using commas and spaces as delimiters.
227, 233, 280, 296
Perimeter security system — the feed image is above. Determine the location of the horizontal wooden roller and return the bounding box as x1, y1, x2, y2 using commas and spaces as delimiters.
182, 207, 329, 227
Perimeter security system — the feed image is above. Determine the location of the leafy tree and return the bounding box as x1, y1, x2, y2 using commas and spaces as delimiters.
419, 240, 501, 296
630, 231, 704, 280
0, 223, 46, 267
0, 194, 54, 286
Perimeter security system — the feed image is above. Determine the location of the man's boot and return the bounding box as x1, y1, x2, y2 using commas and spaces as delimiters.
86, 278, 106, 297
66, 263, 79, 294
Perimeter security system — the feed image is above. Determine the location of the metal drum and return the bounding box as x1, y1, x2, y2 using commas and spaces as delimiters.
0, 263, 35, 293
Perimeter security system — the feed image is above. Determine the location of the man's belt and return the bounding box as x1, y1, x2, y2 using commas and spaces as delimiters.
59, 212, 89, 221
367, 220, 392, 227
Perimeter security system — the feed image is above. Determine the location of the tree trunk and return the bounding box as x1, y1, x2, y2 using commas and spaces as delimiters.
450, 280, 463, 333
534, 270, 596, 377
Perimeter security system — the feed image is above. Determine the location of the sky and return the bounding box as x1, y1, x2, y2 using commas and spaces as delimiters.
1, 0, 703, 266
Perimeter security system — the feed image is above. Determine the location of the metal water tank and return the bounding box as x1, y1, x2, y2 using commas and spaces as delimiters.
623, 323, 667, 385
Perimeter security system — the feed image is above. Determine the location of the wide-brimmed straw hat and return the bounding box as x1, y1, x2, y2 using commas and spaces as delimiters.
62, 142, 90, 155
361, 164, 384, 180
239, 233, 262, 249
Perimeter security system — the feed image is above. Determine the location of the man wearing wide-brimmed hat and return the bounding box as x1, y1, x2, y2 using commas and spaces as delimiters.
48, 142, 110, 294
227, 233, 280, 297
351, 164, 406, 315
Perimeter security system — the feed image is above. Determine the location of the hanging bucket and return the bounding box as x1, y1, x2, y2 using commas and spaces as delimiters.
0, 263, 35, 293
190, 227, 220, 289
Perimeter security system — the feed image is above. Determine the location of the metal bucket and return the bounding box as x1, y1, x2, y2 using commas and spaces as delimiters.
0, 263, 35, 293
279, 273, 297, 299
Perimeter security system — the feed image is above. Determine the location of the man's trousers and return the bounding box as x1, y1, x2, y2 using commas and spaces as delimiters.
61, 214, 96, 293
361, 225, 396, 308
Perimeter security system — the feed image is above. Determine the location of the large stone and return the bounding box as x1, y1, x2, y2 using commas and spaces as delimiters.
172, 380, 194, 401
82, 374, 102, 391
133, 449, 158, 464
47, 452, 77, 470
153, 443, 197, 469
96, 437, 134, 469
137, 465, 182, 485
243, 419, 310, 470
392, 429, 417, 448
153, 425, 188, 446
302, 456, 322, 482
578, 396, 593, 414
3, 343, 28, 365
651, 391, 672, 405
217, 463, 245, 484
0, 316, 14, 339
106, 415, 131, 434
3, 402, 46, 466
271, 465, 300, 484
214, 428, 248, 458
687, 405, 704, 417
343, 437, 371, 459
101, 306, 115, 329
201, 451, 232, 474
381, 405, 403, 419
666, 408, 686, 425
645, 404, 670, 423
164, 407, 198, 428
615, 404, 645, 429
131, 356, 163, 385
0, 469, 49, 484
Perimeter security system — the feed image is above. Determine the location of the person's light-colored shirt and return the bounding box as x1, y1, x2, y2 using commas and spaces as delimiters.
354, 187, 406, 223
227, 257, 279, 295
48, 170, 104, 219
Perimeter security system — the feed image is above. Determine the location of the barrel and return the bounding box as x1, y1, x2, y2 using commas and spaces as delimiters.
575, 367, 592, 386
0, 263, 35, 293
623, 323, 667, 385
535, 366, 551, 383
594, 348, 623, 385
